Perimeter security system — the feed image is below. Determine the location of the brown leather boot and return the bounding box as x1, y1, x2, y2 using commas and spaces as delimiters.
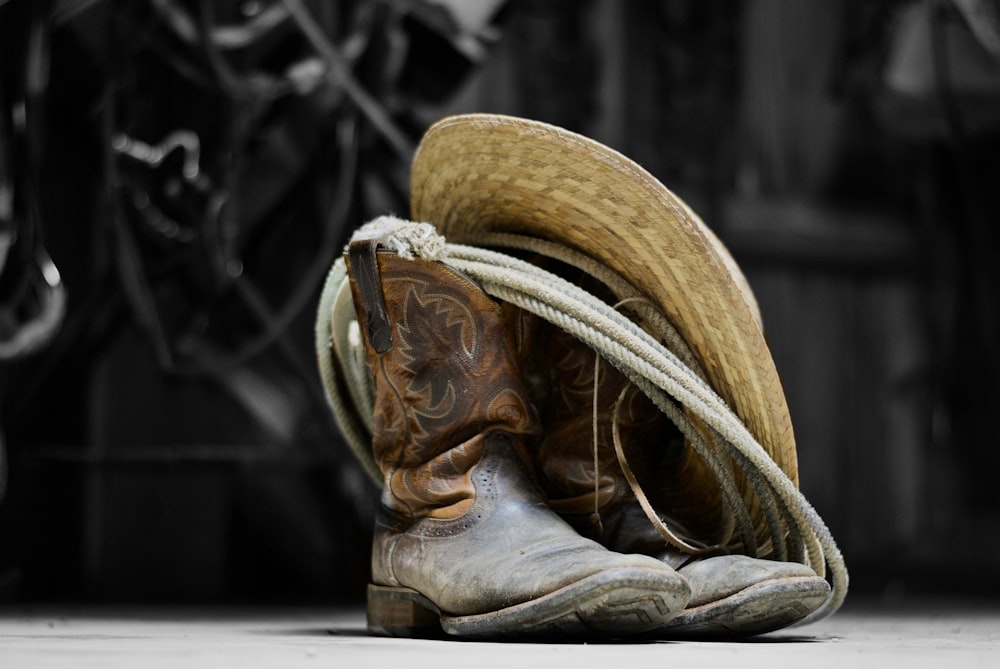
344, 240, 691, 639
532, 322, 831, 638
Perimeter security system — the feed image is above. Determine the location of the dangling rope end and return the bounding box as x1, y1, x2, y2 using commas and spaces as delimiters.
350, 215, 448, 261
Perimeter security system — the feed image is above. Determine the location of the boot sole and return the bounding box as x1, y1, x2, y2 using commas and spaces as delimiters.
368, 567, 690, 640
654, 575, 831, 638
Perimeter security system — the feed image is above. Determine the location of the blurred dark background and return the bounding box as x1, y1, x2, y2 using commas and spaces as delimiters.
1, 0, 998, 606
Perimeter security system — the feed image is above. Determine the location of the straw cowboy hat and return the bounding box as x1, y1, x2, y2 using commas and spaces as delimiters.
406, 113, 798, 546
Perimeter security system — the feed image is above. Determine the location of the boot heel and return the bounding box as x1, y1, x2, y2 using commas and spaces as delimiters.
367, 584, 444, 638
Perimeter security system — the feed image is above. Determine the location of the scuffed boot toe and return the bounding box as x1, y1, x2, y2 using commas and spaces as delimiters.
659, 555, 830, 637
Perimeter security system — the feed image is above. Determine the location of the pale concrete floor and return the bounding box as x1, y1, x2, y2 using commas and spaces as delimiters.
1, 598, 998, 668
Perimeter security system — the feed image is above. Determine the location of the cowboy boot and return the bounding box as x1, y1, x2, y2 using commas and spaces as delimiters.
344, 239, 691, 639
531, 322, 831, 638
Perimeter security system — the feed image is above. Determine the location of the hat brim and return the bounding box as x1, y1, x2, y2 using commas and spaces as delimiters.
410, 113, 798, 491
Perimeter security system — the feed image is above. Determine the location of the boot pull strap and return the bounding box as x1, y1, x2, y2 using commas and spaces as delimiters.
348, 240, 393, 354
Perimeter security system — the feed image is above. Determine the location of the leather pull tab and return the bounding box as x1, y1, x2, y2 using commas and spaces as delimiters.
348, 240, 393, 354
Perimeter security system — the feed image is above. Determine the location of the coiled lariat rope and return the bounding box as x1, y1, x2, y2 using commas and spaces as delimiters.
315, 220, 848, 625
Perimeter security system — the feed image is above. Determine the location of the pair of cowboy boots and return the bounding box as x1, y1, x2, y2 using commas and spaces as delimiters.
344, 240, 829, 639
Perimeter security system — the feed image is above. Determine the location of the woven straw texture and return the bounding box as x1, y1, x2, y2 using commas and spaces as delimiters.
410, 113, 799, 488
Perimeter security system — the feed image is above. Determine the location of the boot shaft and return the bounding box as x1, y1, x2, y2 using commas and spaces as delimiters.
346, 240, 540, 521
534, 324, 669, 512
531, 316, 725, 551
